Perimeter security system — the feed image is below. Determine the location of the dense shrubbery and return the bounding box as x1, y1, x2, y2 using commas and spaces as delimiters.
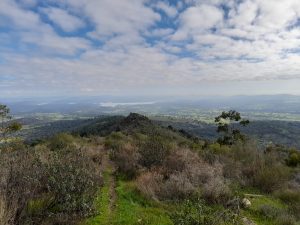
104, 131, 126, 151
136, 148, 231, 203
253, 164, 290, 193
46, 150, 100, 216
138, 135, 171, 168
0, 149, 43, 225
110, 142, 140, 179
0, 135, 102, 225
48, 133, 75, 150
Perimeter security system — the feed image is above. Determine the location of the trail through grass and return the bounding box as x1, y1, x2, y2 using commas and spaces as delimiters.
112, 180, 173, 225
83, 154, 172, 225
84, 168, 114, 225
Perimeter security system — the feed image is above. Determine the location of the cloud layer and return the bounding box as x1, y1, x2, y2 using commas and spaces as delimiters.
0, 0, 300, 96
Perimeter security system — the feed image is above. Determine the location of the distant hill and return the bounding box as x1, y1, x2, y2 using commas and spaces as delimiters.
14, 111, 300, 148
157, 119, 300, 148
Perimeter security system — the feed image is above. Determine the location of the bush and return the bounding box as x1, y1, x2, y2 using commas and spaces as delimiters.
48, 133, 75, 151
0, 138, 103, 225
202, 176, 232, 204
136, 171, 163, 201
253, 164, 290, 193
160, 172, 196, 200
0, 149, 44, 225
111, 143, 140, 179
286, 149, 300, 167
208, 143, 230, 155
136, 148, 231, 203
46, 150, 101, 216
104, 132, 126, 151
139, 136, 171, 168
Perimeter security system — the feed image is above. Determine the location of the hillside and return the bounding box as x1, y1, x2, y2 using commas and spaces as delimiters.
156, 119, 300, 148
14, 113, 300, 149
1, 113, 300, 225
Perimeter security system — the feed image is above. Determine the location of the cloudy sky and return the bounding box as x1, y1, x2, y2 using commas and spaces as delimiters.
0, 0, 300, 98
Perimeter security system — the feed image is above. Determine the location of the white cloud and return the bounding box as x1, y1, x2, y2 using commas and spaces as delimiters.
18, 0, 37, 7
55, 0, 160, 39
0, 0, 41, 30
181, 4, 223, 30
40, 7, 85, 32
154, 2, 178, 17
1, 0, 300, 97
172, 4, 223, 40
0, 0, 90, 55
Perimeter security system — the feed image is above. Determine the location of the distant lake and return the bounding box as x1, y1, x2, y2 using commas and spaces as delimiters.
99, 102, 156, 107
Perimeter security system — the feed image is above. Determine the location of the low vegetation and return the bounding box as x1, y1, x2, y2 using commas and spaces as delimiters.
0, 107, 299, 225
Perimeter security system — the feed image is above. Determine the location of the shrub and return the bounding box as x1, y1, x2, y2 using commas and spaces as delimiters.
0, 149, 44, 225
104, 132, 126, 151
136, 171, 163, 201
137, 148, 231, 203
48, 133, 75, 151
285, 149, 300, 167
46, 150, 101, 216
253, 164, 290, 193
160, 172, 196, 200
139, 136, 171, 168
111, 143, 140, 179
208, 143, 230, 155
202, 176, 232, 204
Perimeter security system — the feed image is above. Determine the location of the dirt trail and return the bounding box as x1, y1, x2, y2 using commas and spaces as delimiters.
101, 154, 117, 217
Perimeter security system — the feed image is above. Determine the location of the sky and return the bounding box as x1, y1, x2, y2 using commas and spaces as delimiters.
0, 0, 300, 98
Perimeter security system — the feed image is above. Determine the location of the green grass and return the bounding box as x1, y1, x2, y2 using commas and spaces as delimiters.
112, 180, 173, 225
84, 170, 111, 225
84, 169, 173, 225
242, 195, 287, 225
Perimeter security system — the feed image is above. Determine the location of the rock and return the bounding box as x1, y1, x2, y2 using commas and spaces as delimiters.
241, 198, 251, 208
242, 217, 256, 225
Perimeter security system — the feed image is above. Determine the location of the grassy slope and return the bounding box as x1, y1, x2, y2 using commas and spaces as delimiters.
84, 171, 172, 225
112, 180, 172, 225
85, 170, 297, 225
84, 170, 111, 225
240, 191, 290, 225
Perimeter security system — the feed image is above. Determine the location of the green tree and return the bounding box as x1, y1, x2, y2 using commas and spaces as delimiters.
0, 104, 22, 141
286, 149, 300, 167
215, 110, 249, 145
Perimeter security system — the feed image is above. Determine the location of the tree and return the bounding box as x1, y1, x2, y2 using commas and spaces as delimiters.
0, 104, 22, 141
215, 110, 249, 145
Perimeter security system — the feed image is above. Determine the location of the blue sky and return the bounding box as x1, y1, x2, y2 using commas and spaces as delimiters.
0, 0, 300, 97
